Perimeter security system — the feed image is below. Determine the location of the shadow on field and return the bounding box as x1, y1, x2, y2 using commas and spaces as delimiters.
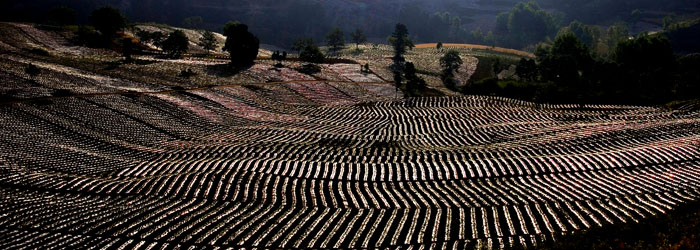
205, 63, 250, 77
104, 59, 156, 70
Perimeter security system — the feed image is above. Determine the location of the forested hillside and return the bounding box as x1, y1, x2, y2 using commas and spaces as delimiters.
3, 0, 698, 48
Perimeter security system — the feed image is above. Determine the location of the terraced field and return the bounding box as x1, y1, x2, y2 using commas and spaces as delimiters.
1, 86, 700, 249
2, 22, 700, 249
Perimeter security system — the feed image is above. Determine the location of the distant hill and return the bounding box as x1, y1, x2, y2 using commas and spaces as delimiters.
2, 0, 700, 48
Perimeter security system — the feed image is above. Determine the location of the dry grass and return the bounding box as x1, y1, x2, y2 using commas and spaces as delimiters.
415, 43, 535, 58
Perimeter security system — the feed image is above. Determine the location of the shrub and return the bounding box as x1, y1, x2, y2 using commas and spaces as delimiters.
75, 25, 102, 47
299, 44, 325, 63
25, 64, 40, 77
161, 30, 189, 58
179, 69, 195, 78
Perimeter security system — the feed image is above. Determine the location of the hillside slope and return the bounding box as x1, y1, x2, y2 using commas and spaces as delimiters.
1, 22, 700, 249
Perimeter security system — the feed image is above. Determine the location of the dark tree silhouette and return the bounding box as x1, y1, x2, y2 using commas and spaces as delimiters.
516, 58, 538, 81
538, 32, 593, 88
564, 20, 598, 47
393, 70, 403, 93
222, 21, 260, 67
440, 50, 463, 89
388, 23, 414, 91
494, 1, 560, 48
292, 38, 314, 53
325, 27, 345, 57
388, 23, 414, 67
271, 51, 288, 66
198, 30, 217, 55
440, 50, 463, 73
613, 33, 677, 100
89, 7, 128, 40
299, 43, 325, 64
151, 32, 166, 48
677, 54, 700, 99
135, 30, 166, 48
405, 62, 426, 95
350, 28, 367, 49
121, 37, 135, 61
161, 30, 189, 58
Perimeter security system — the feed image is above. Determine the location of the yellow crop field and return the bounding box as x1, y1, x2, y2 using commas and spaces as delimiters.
415, 43, 535, 58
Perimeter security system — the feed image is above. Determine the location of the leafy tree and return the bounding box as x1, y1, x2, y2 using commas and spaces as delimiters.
151, 32, 166, 48
509, 2, 558, 46
516, 58, 538, 81
182, 16, 203, 29
563, 20, 598, 48
613, 33, 676, 100
388, 23, 414, 70
605, 22, 629, 53
198, 30, 217, 55
89, 7, 128, 40
495, 12, 510, 33
470, 28, 485, 44
440, 50, 463, 89
222, 21, 260, 67
495, 1, 559, 48
350, 28, 367, 49
136, 30, 166, 48
388, 24, 414, 91
539, 32, 593, 86
47, 6, 76, 26
292, 38, 314, 53
161, 30, 189, 58
440, 50, 463, 74
76, 25, 101, 47
136, 30, 152, 43
325, 27, 345, 57
299, 42, 325, 63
